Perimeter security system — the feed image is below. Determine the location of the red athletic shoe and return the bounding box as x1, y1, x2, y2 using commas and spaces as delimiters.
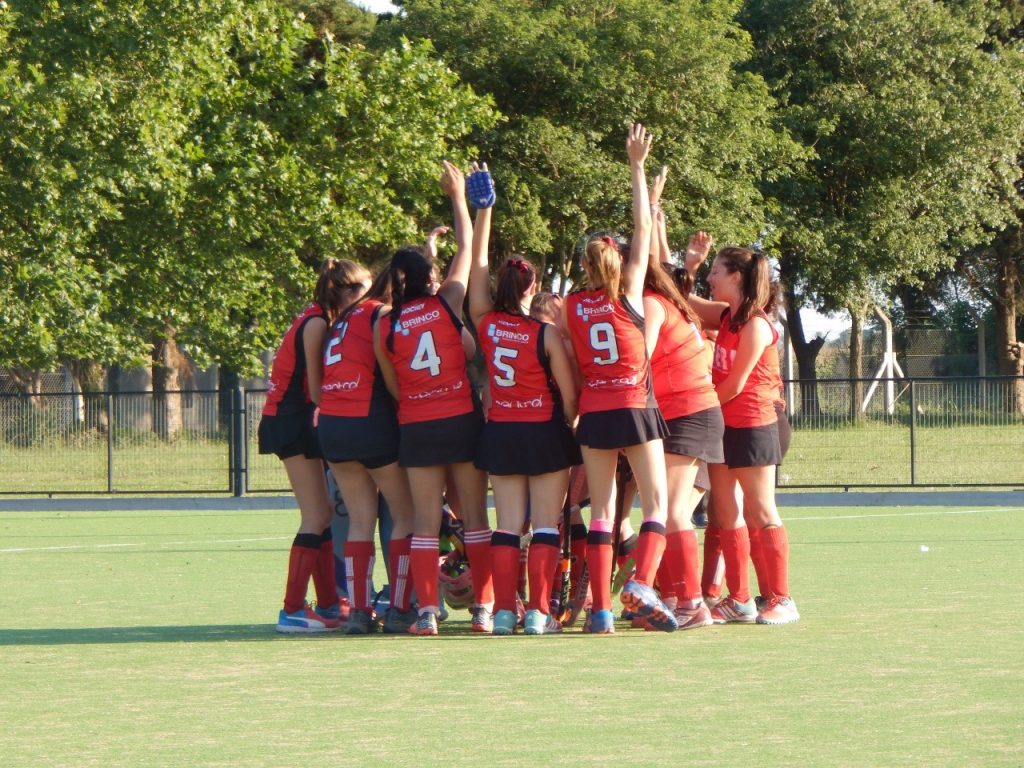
756, 596, 800, 625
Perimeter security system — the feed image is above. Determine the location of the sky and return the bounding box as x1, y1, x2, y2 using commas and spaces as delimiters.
352, 0, 398, 12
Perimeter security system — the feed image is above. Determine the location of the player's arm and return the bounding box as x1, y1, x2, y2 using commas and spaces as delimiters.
372, 311, 400, 401
715, 315, 773, 404
642, 294, 666, 356
437, 160, 473, 311
461, 326, 477, 361
622, 123, 653, 308
648, 166, 668, 264
467, 163, 495, 330
303, 316, 327, 406
545, 324, 579, 426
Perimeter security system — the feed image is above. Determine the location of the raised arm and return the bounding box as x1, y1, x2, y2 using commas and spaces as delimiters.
437, 160, 473, 310
648, 166, 668, 263
622, 123, 653, 306
467, 162, 496, 329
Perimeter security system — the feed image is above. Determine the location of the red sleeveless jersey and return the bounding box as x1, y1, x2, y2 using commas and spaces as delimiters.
645, 292, 719, 420
477, 311, 557, 423
711, 310, 782, 428
565, 289, 653, 415
384, 295, 474, 424
262, 303, 325, 417
319, 300, 388, 418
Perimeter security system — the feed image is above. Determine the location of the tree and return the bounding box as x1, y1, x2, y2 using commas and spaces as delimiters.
0, 0, 496, 436
742, 0, 1024, 415
375, 0, 801, 290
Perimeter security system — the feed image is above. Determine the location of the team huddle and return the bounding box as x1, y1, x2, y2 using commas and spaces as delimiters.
258, 124, 799, 637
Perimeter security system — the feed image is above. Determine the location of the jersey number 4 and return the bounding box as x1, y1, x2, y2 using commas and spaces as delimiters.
589, 322, 619, 366
410, 330, 442, 377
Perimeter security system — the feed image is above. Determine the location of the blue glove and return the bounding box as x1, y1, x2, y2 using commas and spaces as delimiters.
465, 170, 496, 209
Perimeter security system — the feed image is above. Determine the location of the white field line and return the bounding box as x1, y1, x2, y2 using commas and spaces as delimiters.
0, 535, 291, 554
784, 507, 1016, 522
2, 508, 1021, 554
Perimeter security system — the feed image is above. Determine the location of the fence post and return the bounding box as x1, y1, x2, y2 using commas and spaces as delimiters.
908, 379, 917, 485
232, 386, 246, 497
106, 393, 114, 493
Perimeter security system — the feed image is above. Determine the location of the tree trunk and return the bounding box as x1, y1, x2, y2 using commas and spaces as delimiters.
992, 247, 1024, 415
849, 308, 864, 422
152, 327, 191, 440
782, 285, 825, 419
65, 359, 109, 433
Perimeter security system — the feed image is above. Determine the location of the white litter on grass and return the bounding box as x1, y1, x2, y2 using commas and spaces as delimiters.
920, 545, 930, 552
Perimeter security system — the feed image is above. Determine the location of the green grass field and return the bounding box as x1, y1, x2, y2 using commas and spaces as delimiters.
2, 503, 1022, 767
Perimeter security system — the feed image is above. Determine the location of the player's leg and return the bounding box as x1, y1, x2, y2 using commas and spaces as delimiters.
523, 468, 570, 634
663, 453, 712, 629
450, 460, 494, 631
406, 464, 447, 635
489, 473, 528, 634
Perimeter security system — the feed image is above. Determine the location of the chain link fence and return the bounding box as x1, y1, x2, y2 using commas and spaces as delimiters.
1, 378, 1022, 495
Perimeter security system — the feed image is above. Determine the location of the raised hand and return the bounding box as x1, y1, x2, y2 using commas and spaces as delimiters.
649, 165, 668, 205
440, 160, 465, 199
425, 225, 450, 260
466, 161, 496, 209
626, 122, 652, 167
685, 230, 714, 271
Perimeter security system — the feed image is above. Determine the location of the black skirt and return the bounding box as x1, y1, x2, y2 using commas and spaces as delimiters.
663, 406, 725, 464
575, 407, 668, 450
475, 418, 582, 476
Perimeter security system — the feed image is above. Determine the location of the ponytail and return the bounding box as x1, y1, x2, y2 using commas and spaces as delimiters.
384, 246, 433, 352
494, 258, 536, 315
714, 247, 777, 329
582, 236, 623, 299
314, 258, 371, 323
645, 261, 699, 326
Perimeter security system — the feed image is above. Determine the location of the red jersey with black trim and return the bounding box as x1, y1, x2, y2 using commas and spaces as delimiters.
478, 311, 557, 423
566, 289, 654, 415
646, 291, 719, 420
262, 303, 325, 417
320, 300, 390, 418
711, 309, 782, 428
385, 295, 474, 425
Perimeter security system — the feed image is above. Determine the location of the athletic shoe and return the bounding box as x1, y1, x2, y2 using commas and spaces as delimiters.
312, 602, 344, 630
710, 597, 757, 624
620, 580, 678, 632
381, 606, 418, 634
492, 609, 518, 636
470, 605, 494, 633
276, 607, 337, 634
408, 612, 438, 636
583, 608, 615, 634
754, 594, 768, 613
345, 608, 378, 635
673, 599, 714, 631
756, 596, 800, 625
524, 609, 561, 635
703, 593, 725, 610
437, 602, 449, 623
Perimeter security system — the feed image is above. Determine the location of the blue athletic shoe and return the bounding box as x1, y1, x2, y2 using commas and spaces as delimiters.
583, 608, 615, 634
492, 609, 518, 636
276, 607, 337, 634
524, 609, 561, 635
620, 580, 678, 632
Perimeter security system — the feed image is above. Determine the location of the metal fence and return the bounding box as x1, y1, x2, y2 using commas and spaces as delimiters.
1, 377, 1022, 495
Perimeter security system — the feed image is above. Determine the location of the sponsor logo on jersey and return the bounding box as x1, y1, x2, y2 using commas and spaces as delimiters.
492, 396, 546, 410
398, 308, 441, 335
586, 374, 639, 388
575, 300, 614, 322
407, 378, 464, 401
322, 373, 362, 392
487, 323, 531, 344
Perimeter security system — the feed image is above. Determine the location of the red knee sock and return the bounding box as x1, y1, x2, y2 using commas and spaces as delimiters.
490, 531, 521, 613
527, 532, 560, 613
719, 526, 751, 603
283, 533, 321, 614
678, 529, 701, 602
701, 524, 724, 598
312, 528, 339, 609
388, 536, 412, 612
464, 528, 494, 607
655, 555, 675, 601
748, 526, 771, 599
344, 540, 375, 611
410, 535, 440, 614
587, 532, 614, 612
660, 531, 685, 600
633, 522, 667, 586
761, 525, 791, 599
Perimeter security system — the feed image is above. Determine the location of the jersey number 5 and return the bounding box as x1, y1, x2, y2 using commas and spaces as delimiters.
492, 346, 519, 387
410, 330, 442, 377
589, 322, 619, 366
